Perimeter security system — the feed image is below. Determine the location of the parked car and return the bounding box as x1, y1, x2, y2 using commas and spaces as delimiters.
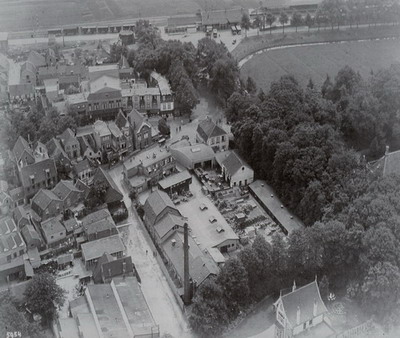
200, 203, 208, 211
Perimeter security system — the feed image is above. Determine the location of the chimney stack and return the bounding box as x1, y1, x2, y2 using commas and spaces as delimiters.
292, 280, 296, 292
313, 298, 317, 317
296, 306, 301, 325
183, 223, 191, 305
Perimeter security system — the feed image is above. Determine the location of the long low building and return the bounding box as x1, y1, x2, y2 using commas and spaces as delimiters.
60, 276, 159, 338
249, 180, 304, 235
157, 170, 192, 195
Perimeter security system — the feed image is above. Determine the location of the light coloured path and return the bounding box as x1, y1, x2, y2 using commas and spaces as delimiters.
108, 164, 193, 338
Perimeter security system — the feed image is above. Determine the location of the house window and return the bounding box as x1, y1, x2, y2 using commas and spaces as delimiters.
30, 175, 35, 185
51, 235, 54, 239
309, 319, 313, 326
60, 232, 63, 236
303, 323, 307, 330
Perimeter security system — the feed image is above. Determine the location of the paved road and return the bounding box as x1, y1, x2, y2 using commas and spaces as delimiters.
107, 164, 193, 338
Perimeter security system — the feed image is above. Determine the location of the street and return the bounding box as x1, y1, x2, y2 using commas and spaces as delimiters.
107, 164, 193, 338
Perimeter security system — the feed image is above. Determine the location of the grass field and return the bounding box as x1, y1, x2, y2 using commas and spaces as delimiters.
240, 38, 400, 91
0, 0, 263, 32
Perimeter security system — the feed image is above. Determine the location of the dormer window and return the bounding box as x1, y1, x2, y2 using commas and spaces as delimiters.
29, 175, 35, 185
45, 168, 50, 178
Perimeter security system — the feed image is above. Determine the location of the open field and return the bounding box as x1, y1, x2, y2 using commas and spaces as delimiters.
240, 38, 400, 91
0, 0, 324, 32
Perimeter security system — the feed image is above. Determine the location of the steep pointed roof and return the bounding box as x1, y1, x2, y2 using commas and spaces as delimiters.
197, 118, 227, 142
280, 280, 328, 327
143, 190, 178, 226
13, 136, 33, 162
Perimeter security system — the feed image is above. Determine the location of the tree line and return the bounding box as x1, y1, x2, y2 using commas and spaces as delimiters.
126, 21, 239, 113
189, 64, 400, 336
252, 0, 400, 34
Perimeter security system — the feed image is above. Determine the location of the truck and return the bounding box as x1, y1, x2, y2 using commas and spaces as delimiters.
213, 28, 218, 38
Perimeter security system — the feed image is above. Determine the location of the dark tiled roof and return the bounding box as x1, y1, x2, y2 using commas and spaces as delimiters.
143, 190, 177, 226
82, 208, 111, 226
92, 254, 134, 283
87, 88, 122, 101
20, 158, 57, 188
31, 189, 61, 211
63, 218, 78, 232
280, 281, 328, 327
162, 231, 218, 286
21, 224, 41, 244
8, 83, 34, 98
75, 179, 91, 198
154, 213, 187, 241
73, 158, 92, 174
222, 150, 251, 175
27, 51, 46, 68
41, 217, 65, 237
93, 168, 123, 204
46, 138, 70, 162
127, 108, 146, 131
58, 128, 78, 148
52, 180, 81, 200
197, 118, 227, 142
84, 218, 117, 236
115, 110, 129, 130
13, 136, 33, 163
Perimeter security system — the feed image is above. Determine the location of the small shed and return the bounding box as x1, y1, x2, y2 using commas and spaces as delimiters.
57, 253, 74, 269
235, 212, 246, 221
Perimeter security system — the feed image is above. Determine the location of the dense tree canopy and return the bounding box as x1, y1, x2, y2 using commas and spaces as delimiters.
24, 273, 66, 325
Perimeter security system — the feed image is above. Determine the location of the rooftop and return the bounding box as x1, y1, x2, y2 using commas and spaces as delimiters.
162, 231, 219, 286
0, 217, 17, 235
170, 143, 216, 165
19, 158, 57, 188
113, 276, 158, 335
41, 217, 65, 237
217, 150, 252, 175
123, 145, 172, 170
65, 92, 87, 105
90, 75, 121, 93
31, 189, 61, 211
143, 190, 178, 226
52, 180, 81, 200
279, 280, 328, 327
249, 180, 304, 235
150, 71, 172, 96
86, 283, 130, 338
158, 170, 192, 190
81, 235, 125, 262
197, 118, 227, 142
154, 213, 187, 241
94, 120, 111, 137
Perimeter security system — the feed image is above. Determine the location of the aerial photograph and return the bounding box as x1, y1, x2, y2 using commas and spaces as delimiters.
0, 0, 399, 337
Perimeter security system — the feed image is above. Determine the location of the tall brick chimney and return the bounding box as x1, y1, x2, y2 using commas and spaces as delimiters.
183, 222, 191, 304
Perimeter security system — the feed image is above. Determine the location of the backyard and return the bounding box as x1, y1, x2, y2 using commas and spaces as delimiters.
240, 37, 400, 90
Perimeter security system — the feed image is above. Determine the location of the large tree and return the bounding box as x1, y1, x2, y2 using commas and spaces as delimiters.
24, 273, 66, 325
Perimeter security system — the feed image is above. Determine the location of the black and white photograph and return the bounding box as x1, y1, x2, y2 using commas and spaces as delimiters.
0, 0, 399, 337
